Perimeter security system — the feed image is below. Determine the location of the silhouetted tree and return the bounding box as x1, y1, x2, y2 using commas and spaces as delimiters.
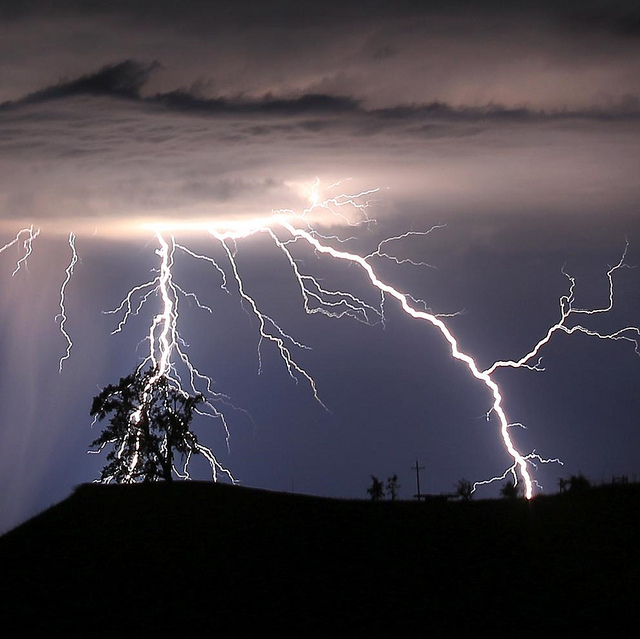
500, 479, 523, 499
386, 474, 400, 500
455, 478, 473, 501
90, 365, 203, 483
568, 473, 591, 494
367, 475, 385, 501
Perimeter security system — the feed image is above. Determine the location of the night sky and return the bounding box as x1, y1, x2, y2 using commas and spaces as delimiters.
1, 0, 639, 533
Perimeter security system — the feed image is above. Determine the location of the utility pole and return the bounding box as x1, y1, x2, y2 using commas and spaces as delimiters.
412, 458, 425, 500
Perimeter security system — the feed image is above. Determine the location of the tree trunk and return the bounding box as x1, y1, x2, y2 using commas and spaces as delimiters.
161, 442, 173, 482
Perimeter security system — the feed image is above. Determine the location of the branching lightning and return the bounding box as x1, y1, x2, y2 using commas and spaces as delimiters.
0, 226, 41, 275
57, 232, 78, 372
484, 242, 640, 376
104, 231, 235, 482
2, 180, 639, 496
273, 219, 547, 498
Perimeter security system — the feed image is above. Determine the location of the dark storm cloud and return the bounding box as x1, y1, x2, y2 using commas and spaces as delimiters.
15, 60, 159, 105
1, 60, 358, 115
152, 90, 359, 116
1, 57, 639, 232
4, 59, 639, 125
374, 99, 640, 123
2, 0, 640, 110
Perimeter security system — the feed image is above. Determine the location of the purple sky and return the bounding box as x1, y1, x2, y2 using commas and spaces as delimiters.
1, 0, 639, 532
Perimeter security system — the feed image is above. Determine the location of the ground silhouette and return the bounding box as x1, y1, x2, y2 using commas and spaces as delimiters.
1, 481, 638, 636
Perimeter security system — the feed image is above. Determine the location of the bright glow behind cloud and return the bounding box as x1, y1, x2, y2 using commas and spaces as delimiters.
1, 60, 639, 238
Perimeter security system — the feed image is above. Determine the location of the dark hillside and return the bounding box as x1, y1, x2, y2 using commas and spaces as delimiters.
1, 482, 639, 636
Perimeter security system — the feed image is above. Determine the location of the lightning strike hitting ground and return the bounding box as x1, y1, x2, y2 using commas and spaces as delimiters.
103, 231, 235, 483
1, 182, 639, 496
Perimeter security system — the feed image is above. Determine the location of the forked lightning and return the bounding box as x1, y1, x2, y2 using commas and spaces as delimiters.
2, 182, 639, 496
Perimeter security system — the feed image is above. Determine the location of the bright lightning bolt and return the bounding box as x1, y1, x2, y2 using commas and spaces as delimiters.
2, 180, 639, 498
157, 193, 638, 498
274, 220, 541, 498
105, 231, 235, 483
0, 226, 41, 275
13, 226, 40, 276
57, 232, 78, 372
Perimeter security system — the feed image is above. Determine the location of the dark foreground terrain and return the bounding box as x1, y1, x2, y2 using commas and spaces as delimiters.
1, 482, 639, 636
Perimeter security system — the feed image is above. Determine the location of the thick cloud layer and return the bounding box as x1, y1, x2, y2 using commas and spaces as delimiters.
1, 59, 639, 235
2, 1, 640, 107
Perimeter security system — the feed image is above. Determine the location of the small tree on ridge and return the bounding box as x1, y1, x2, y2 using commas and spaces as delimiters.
367, 475, 385, 501
386, 474, 400, 500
